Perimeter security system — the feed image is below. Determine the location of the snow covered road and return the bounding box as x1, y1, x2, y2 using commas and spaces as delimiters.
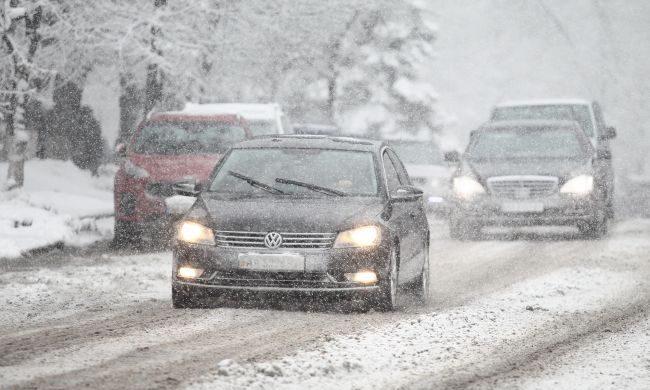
1, 219, 648, 390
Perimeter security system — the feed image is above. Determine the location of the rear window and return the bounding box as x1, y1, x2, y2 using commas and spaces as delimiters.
133, 121, 247, 155
248, 120, 279, 136
492, 105, 594, 136
468, 126, 588, 160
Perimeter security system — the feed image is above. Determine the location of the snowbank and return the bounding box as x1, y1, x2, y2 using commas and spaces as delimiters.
0, 160, 115, 258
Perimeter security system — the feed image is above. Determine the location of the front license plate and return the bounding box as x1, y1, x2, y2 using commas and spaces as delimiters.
237, 253, 305, 272
501, 202, 544, 213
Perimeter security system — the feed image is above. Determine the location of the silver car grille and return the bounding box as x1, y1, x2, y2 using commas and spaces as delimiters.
487, 176, 559, 199
215, 231, 337, 249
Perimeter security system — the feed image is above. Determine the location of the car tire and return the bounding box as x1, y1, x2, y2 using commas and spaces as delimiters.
172, 285, 202, 309
112, 220, 140, 248
412, 243, 430, 305
371, 247, 398, 311
449, 217, 481, 241
579, 209, 608, 239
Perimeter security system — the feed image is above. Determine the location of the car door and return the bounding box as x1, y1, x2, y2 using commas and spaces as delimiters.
385, 149, 427, 282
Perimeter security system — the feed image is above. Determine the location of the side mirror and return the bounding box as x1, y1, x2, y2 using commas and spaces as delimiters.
444, 151, 460, 163
115, 143, 127, 159
390, 185, 423, 202
599, 126, 616, 140
596, 148, 612, 160
173, 182, 201, 197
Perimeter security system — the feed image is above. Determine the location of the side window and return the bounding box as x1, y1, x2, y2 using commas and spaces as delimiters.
593, 102, 606, 131
383, 151, 401, 192
387, 149, 412, 186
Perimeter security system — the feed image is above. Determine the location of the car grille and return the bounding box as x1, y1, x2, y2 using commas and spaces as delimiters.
487, 176, 558, 199
146, 182, 176, 198
214, 231, 336, 249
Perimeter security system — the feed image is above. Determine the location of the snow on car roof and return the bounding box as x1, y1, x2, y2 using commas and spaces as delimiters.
182, 103, 280, 120
482, 119, 582, 129
495, 98, 591, 108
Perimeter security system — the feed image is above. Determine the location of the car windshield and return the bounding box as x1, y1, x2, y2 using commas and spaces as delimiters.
209, 148, 378, 196
248, 120, 278, 136
492, 105, 594, 137
133, 121, 247, 155
390, 142, 443, 165
468, 127, 587, 160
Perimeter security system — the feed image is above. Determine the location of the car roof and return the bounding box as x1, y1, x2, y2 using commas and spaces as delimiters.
232, 135, 385, 152
148, 112, 242, 123
481, 119, 582, 129
182, 103, 281, 120
494, 98, 591, 108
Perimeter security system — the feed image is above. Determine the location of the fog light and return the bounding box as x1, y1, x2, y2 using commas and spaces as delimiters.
344, 271, 378, 284
177, 266, 204, 279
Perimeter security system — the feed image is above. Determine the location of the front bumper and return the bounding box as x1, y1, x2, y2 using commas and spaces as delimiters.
172, 242, 389, 293
450, 194, 600, 226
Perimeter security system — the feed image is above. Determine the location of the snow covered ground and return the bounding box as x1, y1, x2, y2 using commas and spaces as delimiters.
0, 160, 115, 259
0, 219, 648, 389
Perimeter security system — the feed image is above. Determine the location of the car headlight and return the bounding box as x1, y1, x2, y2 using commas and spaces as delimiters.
452, 176, 485, 200
560, 175, 594, 196
177, 221, 215, 245
334, 226, 380, 248
123, 159, 150, 179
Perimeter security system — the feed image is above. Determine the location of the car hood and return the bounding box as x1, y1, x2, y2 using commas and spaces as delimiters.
466, 158, 591, 182
129, 153, 222, 182
200, 195, 384, 232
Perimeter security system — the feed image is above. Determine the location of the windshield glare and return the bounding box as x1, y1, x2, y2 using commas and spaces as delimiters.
468, 127, 587, 160
209, 148, 378, 196
492, 105, 594, 136
390, 142, 443, 165
133, 121, 247, 155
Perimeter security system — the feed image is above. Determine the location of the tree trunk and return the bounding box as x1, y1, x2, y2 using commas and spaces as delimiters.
143, 0, 166, 116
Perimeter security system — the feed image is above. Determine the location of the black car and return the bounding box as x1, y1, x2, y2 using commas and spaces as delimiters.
171, 135, 430, 310
445, 120, 609, 239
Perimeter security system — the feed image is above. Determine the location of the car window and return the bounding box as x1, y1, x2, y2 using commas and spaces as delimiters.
468, 126, 588, 160
383, 151, 402, 192
387, 149, 412, 186
248, 120, 279, 136
133, 121, 247, 155
210, 148, 378, 196
492, 105, 594, 137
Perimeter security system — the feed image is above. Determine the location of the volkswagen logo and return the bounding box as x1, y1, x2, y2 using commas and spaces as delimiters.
264, 232, 283, 249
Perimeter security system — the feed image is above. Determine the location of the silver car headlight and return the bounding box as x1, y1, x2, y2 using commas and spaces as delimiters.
334, 226, 381, 248
560, 175, 594, 196
177, 221, 215, 245
452, 176, 485, 200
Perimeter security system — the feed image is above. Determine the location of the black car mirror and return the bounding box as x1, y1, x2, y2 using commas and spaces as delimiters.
599, 126, 616, 140
390, 186, 423, 202
115, 143, 127, 159
173, 182, 201, 197
596, 148, 612, 160
444, 151, 460, 164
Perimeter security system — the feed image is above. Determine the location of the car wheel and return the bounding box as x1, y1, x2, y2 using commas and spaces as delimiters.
172, 285, 201, 309
112, 220, 140, 248
412, 243, 430, 305
579, 209, 608, 239
372, 247, 398, 311
449, 217, 481, 241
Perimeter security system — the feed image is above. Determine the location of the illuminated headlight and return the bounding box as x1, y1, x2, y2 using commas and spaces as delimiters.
177, 221, 215, 245
453, 176, 485, 200
344, 270, 378, 284
123, 159, 150, 179
560, 175, 594, 196
177, 266, 204, 279
334, 226, 380, 248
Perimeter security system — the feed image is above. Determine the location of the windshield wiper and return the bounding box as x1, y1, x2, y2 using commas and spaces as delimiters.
275, 178, 346, 196
227, 171, 286, 195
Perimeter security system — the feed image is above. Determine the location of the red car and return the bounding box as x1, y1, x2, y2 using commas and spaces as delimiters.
113, 113, 252, 244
